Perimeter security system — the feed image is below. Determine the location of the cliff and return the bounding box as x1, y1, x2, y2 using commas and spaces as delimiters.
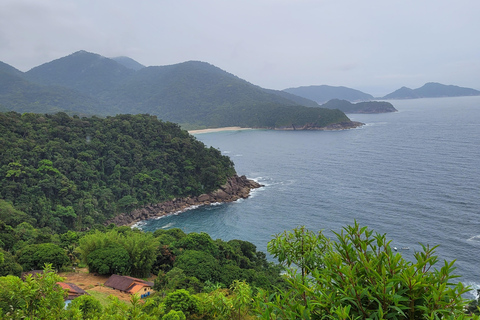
105, 175, 262, 226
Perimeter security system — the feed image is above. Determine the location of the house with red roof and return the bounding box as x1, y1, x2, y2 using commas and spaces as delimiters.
56, 282, 88, 300
104, 274, 154, 298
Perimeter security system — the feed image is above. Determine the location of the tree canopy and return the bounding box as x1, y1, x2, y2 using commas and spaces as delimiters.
0, 112, 236, 231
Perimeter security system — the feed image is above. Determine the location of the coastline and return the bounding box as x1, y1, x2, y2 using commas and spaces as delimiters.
188, 121, 364, 134
188, 127, 253, 134
105, 175, 263, 227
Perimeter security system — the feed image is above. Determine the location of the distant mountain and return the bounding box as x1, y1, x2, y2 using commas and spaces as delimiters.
283, 85, 374, 104
321, 99, 397, 114
0, 61, 24, 77
382, 82, 480, 99
0, 60, 102, 115
0, 51, 358, 130
111, 56, 145, 71
25, 50, 135, 96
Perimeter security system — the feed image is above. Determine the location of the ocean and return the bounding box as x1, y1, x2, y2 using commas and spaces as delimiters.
140, 96, 480, 297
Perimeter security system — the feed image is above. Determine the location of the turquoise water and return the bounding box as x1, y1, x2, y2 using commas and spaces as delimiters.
140, 96, 480, 296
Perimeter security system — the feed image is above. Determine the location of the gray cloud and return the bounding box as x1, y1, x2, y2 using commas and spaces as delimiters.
1, 0, 479, 95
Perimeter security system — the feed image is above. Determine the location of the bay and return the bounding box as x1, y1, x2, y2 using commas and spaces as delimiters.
141, 96, 480, 297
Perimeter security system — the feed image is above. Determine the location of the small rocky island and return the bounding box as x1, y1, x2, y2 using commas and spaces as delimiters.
106, 175, 262, 226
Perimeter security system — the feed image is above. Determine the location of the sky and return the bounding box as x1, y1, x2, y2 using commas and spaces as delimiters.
1, 0, 479, 96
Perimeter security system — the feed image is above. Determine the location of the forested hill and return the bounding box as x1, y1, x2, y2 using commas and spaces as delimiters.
0, 112, 236, 232
0, 50, 356, 129
283, 85, 374, 103
382, 82, 480, 99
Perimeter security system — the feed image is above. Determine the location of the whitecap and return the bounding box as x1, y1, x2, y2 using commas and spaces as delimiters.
467, 235, 480, 242
161, 222, 175, 229
465, 282, 480, 299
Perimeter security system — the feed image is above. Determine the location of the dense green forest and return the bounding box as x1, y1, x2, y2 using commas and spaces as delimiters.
321, 99, 397, 114
0, 112, 236, 232
0, 220, 477, 319
0, 51, 356, 129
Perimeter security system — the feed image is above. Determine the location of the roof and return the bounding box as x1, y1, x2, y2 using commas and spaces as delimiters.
57, 282, 88, 300
104, 274, 154, 294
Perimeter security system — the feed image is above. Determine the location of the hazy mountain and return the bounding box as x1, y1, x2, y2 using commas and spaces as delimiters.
263, 89, 320, 108
321, 99, 397, 114
111, 56, 146, 71
283, 85, 374, 103
0, 61, 24, 77
383, 82, 480, 99
0, 60, 102, 115
25, 50, 135, 95
2, 51, 357, 129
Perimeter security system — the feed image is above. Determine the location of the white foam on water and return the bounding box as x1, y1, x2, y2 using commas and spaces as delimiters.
467, 235, 480, 243
465, 282, 480, 300
161, 222, 174, 229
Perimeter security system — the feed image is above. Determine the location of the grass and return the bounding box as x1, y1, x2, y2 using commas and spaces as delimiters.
85, 290, 128, 307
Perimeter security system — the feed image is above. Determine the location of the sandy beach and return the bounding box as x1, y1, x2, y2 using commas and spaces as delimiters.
188, 127, 252, 134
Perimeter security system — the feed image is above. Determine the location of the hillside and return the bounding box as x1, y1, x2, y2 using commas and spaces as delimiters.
0, 50, 358, 130
382, 82, 480, 99
0, 61, 103, 115
0, 112, 238, 232
111, 56, 146, 70
321, 99, 397, 114
283, 85, 374, 103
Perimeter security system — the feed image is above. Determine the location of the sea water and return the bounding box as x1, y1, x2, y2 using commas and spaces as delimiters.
141, 96, 480, 297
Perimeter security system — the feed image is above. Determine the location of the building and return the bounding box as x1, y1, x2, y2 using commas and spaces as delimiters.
104, 274, 154, 298
56, 282, 89, 300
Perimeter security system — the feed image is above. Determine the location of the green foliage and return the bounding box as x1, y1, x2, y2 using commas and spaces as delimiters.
0, 199, 36, 227
0, 264, 66, 319
87, 244, 131, 275
176, 232, 219, 257
66, 294, 103, 319
256, 223, 475, 319
154, 267, 203, 293
0, 249, 22, 277
162, 310, 186, 320
174, 250, 220, 283
0, 112, 236, 231
118, 230, 159, 278
102, 294, 162, 319
80, 229, 159, 277
17, 243, 69, 271
164, 289, 200, 316
199, 281, 254, 320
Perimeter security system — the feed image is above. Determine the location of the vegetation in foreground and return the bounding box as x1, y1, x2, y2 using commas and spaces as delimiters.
0, 220, 478, 319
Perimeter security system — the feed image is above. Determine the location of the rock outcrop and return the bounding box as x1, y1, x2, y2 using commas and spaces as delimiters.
105, 175, 263, 226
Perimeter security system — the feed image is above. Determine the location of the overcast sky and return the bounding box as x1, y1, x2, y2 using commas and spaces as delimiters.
1, 0, 479, 96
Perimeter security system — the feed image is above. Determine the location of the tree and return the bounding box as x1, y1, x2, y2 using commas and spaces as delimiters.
267, 226, 328, 306
0, 264, 66, 319
163, 289, 200, 317
17, 243, 69, 271
256, 223, 476, 319
87, 244, 130, 275
66, 294, 103, 319
174, 250, 220, 283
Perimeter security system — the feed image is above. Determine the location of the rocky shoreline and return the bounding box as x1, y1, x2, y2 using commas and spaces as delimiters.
105, 175, 263, 226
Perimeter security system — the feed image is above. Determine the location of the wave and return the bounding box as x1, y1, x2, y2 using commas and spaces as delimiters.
467, 235, 480, 243
161, 222, 175, 229
465, 282, 480, 299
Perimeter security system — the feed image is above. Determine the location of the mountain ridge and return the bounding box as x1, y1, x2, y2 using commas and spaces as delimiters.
0, 50, 356, 130
382, 82, 480, 99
